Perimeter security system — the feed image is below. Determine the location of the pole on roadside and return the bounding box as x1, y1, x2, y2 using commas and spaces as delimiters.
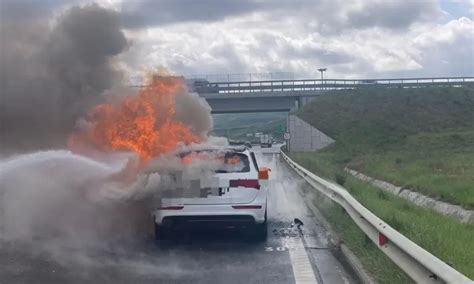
317, 68, 327, 90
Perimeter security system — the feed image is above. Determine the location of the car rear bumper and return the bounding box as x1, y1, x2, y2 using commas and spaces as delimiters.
153, 203, 266, 226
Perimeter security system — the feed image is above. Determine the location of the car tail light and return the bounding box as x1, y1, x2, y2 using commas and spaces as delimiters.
157, 206, 184, 210
232, 205, 262, 209
229, 179, 260, 189
258, 167, 271, 180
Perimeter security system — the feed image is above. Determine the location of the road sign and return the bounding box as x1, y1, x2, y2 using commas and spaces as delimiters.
284, 132, 290, 140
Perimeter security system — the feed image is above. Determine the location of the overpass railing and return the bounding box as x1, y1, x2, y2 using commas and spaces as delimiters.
194, 76, 474, 94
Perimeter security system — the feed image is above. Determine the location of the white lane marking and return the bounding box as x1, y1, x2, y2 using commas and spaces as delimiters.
265, 246, 288, 252
288, 237, 319, 284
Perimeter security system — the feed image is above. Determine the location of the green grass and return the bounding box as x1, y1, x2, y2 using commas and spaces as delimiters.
294, 154, 474, 280
356, 130, 474, 208
212, 112, 286, 141
289, 87, 474, 281
344, 176, 474, 279
294, 87, 474, 209
296, 87, 474, 141
309, 186, 414, 283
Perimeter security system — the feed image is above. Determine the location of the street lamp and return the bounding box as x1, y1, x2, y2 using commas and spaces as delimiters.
317, 68, 327, 90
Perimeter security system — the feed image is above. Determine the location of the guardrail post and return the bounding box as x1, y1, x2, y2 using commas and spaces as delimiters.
379, 233, 388, 246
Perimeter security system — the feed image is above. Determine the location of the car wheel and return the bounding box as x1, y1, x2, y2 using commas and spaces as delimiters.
154, 222, 168, 242
255, 219, 268, 241
252, 209, 268, 242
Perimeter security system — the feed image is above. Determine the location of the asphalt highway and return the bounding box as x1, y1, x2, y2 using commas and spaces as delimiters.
0, 145, 358, 283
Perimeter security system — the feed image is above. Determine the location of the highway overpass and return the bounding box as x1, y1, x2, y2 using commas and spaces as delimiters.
200, 91, 316, 113
192, 76, 474, 113
131, 76, 474, 113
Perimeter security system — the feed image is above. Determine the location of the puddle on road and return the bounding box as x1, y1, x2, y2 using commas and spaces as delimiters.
271, 217, 309, 238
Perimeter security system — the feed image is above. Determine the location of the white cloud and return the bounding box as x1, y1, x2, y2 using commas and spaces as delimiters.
119, 0, 473, 79
410, 17, 474, 76
21, 0, 470, 79
468, 0, 474, 11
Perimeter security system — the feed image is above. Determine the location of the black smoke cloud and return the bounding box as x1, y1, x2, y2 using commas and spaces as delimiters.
0, 3, 128, 151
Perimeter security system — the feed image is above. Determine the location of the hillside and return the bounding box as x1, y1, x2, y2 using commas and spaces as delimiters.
293, 86, 474, 209
212, 112, 286, 142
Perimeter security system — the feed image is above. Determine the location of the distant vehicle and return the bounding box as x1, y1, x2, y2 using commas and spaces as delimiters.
152, 147, 269, 241
185, 78, 219, 93
360, 79, 378, 84
260, 134, 272, 148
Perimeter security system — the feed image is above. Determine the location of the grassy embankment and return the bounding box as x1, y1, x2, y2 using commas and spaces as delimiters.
290, 86, 474, 280
212, 112, 286, 142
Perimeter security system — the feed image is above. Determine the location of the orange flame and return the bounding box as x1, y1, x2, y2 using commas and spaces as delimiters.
180, 152, 242, 166
68, 76, 201, 163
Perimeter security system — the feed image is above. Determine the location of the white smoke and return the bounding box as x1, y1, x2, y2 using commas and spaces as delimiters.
0, 1, 231, 270
0, 135, 231, 257
0, 151, 142, 248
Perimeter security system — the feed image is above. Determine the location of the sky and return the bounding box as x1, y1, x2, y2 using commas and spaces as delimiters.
2, 0, 474, 80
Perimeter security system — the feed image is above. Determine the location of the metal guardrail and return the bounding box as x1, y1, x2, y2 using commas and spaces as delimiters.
194, 76, 474, 94
280, 150, 472, 283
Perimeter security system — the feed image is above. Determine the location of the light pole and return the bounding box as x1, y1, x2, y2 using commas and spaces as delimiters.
317, 68, 327, 90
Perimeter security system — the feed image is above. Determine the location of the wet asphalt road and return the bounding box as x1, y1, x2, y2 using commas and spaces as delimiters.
0, 145, 357, 284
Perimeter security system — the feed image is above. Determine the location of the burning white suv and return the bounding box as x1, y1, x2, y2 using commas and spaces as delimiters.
151, 147, 269, 241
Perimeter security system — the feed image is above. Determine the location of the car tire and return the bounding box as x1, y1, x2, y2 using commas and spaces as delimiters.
255, 219, 267, 241
252, 209, 268, 242
154, 222, 168, 242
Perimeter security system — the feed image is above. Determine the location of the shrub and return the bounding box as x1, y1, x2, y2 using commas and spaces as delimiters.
335, 172, 346, 186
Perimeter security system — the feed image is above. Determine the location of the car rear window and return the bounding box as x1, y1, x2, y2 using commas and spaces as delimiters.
218, 152, 250, 173
180, 151, 250, 173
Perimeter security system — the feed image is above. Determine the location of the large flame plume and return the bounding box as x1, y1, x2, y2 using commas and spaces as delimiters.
68, 76, 202, 163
